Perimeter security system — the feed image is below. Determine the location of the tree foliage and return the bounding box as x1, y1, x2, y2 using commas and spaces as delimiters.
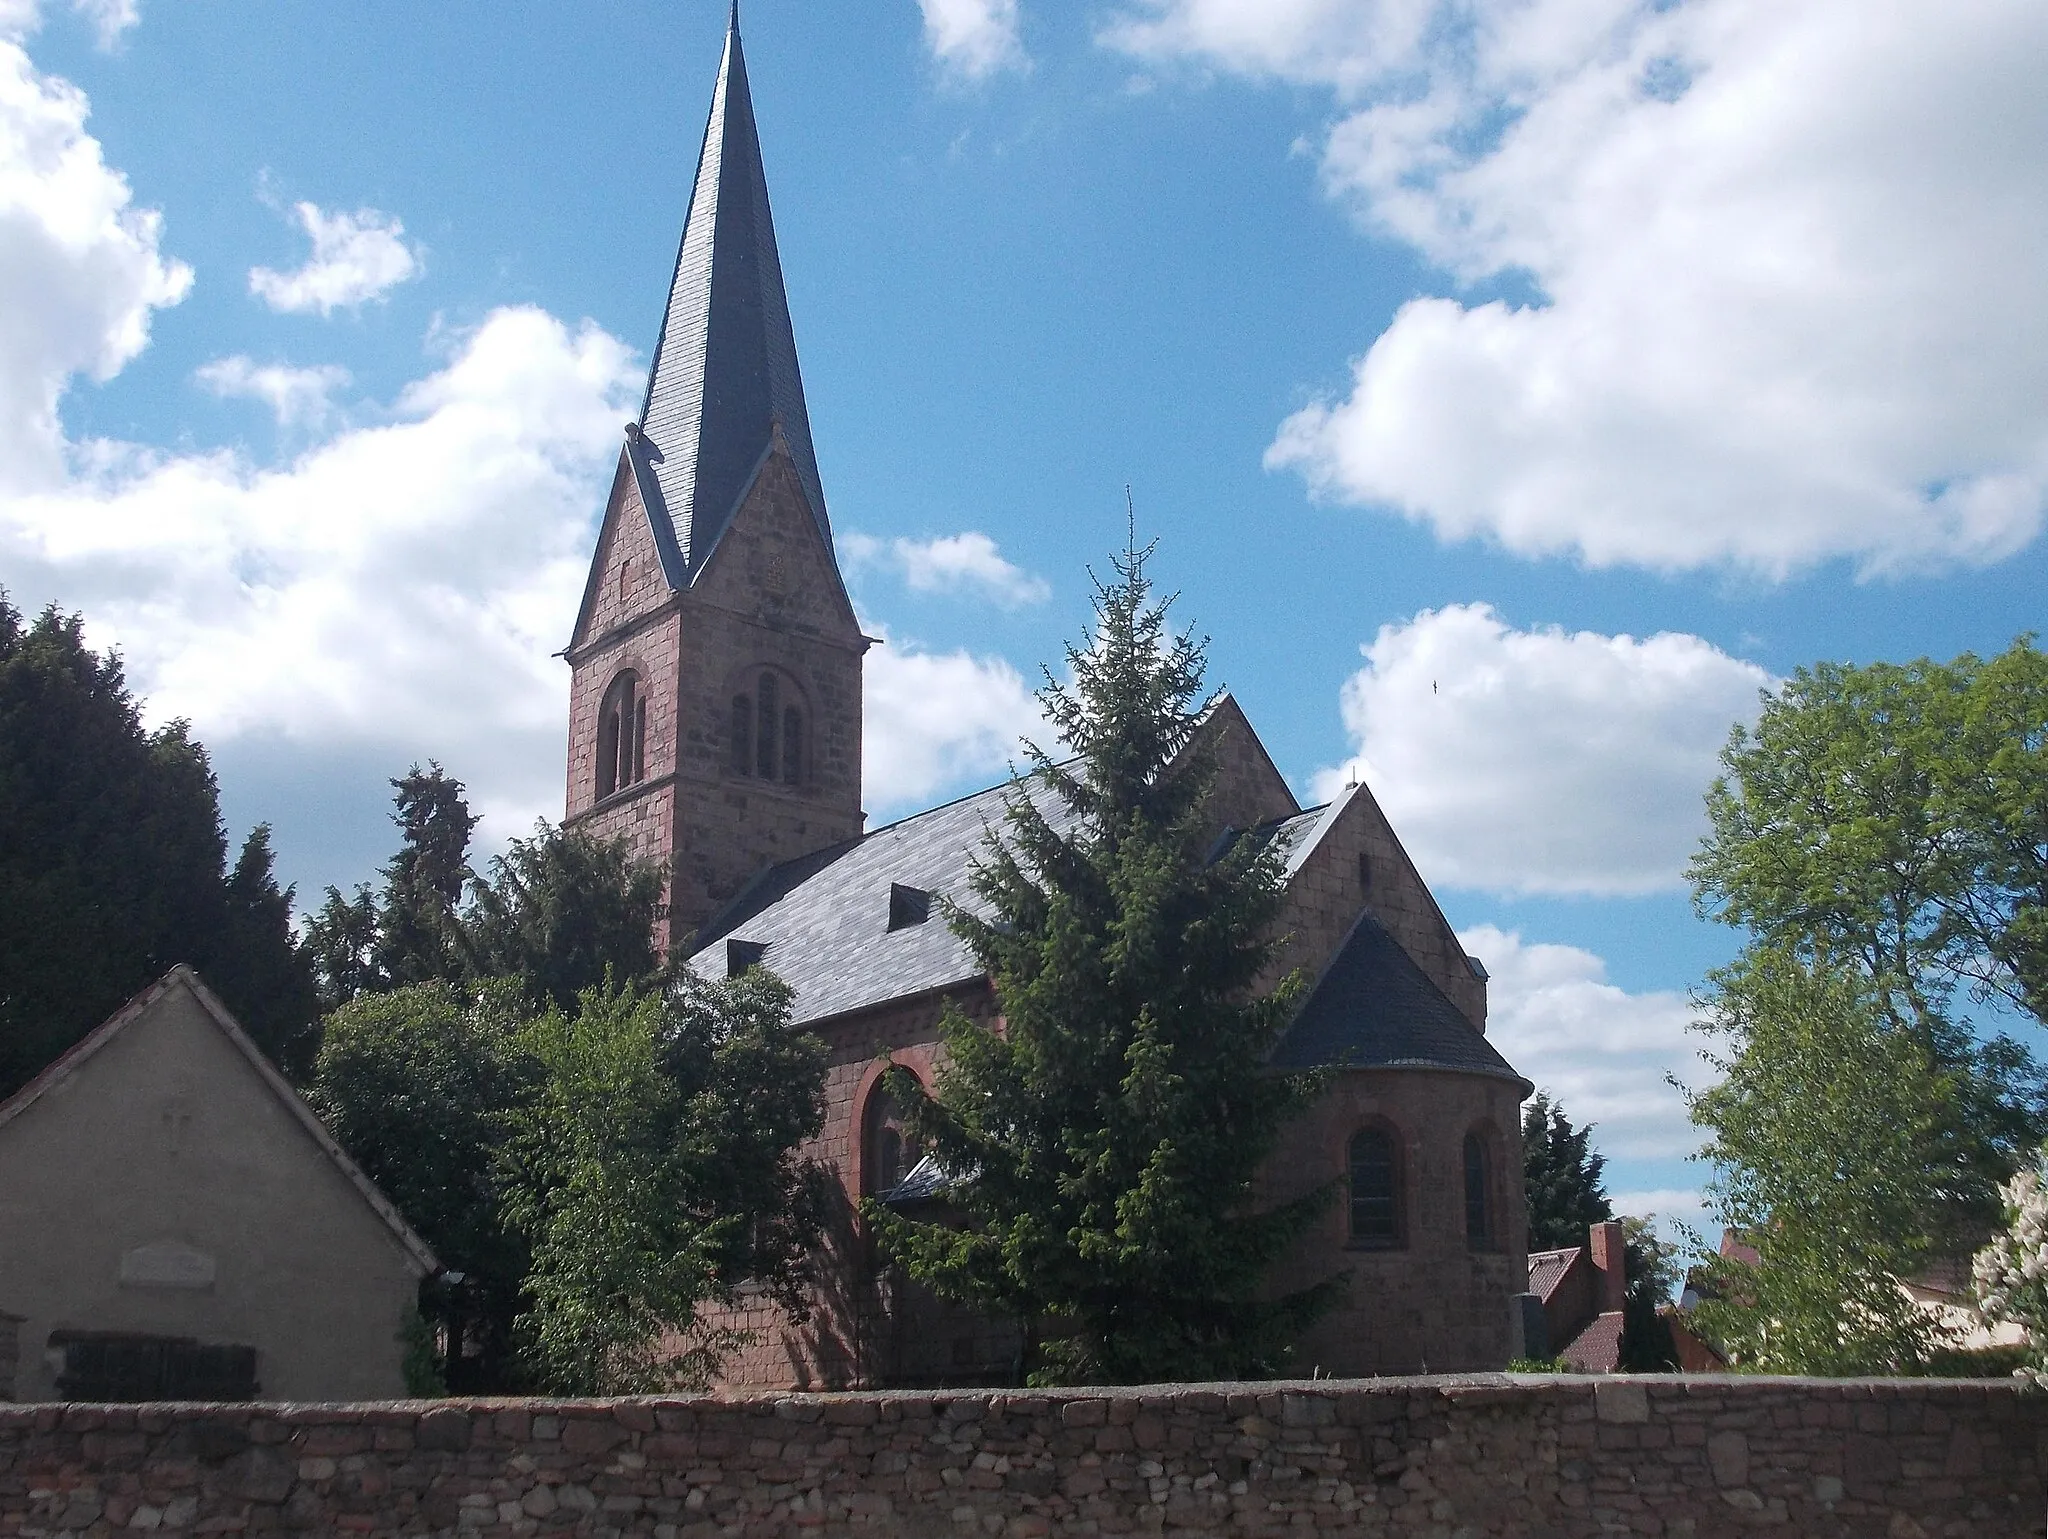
1685, 950, 1971, 1373
500, 971, 827, 1394
307, 982, 536, 1390
310, 969, 828, 1395
303, 765, 663, 1014
1522, 1092, 1613, 1251
0, 593, 317, 1092
869, 541, 1336, 1386
1692, 639, 2048, 1031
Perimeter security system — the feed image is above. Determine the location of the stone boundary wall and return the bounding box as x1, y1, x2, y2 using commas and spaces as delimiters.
1, 1376, 2043, 1538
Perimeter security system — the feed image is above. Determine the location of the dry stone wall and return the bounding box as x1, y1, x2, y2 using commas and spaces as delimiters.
2, 1376, 2043, 1538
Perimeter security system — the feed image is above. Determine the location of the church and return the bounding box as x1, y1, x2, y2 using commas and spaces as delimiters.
560, 12, 1530, 1388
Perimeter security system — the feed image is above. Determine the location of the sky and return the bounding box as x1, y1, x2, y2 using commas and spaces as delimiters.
4, 0, 2045, 1247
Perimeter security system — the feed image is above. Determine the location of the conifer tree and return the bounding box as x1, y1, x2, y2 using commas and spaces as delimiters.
1522, 1092, 1613, 1250
869, 541, 1337, 1385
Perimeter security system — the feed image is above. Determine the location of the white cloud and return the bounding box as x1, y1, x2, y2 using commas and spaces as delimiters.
194, 356, 351, 429
1466, 923, 1705, 1162
4, 305, 641, 845
1117, 0, 2048, 576
248, 201, 420, 316
916, 0, 1028, 80
70, 0, 136, 48
1312, 603, 1769, 895
863, 622, 1047, 816
0, 38, 191, 493
0, 0, 138, 47
843, 529, 1051, 608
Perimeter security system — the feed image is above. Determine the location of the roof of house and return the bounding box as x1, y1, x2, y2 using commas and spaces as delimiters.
1525, 1245, 1584, 1303
633, 8, 829, 586
0, 966, 440, 1277
1559, 1311, 1625, 1373
1268, 910, 1526, 1084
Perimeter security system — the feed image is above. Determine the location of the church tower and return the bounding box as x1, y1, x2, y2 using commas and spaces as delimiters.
563, 10, 867, 952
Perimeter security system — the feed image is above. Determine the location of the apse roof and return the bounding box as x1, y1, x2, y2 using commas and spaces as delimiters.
635, 10, 829, 585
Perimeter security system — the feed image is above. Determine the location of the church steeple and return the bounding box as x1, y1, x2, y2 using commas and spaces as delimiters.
629, 7, 831, 586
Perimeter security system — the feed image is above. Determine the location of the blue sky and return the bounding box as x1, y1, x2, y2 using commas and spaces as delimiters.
5, 0, 2046, 1242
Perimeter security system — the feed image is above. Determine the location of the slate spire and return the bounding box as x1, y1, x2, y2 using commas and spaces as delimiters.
630, 9, 830, 584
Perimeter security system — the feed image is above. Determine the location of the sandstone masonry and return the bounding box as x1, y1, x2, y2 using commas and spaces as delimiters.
1, 1377, 2041, 1538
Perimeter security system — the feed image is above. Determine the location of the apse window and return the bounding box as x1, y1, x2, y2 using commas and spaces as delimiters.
1348, 1127, 1403, 1249
1464, 1132, 1493, 1248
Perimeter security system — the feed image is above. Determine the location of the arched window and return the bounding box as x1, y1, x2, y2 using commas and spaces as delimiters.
755, 672, 780, 780
1348, 1127, 1403, 1249
596, 671, 644, 800
730, 693, 753, 774
1464, 1131, 1493, 1248
862, 1087, 907, 1197
782, 705, 803, 785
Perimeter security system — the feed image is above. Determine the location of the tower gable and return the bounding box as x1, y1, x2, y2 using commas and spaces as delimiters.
689, 439, 861, 641
568, 445, 679, 655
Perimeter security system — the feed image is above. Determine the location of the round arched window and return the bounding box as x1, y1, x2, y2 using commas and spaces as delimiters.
596, 671, 646, 800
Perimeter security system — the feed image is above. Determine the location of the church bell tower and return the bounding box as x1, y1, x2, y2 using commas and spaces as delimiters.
562, 9, 867, 953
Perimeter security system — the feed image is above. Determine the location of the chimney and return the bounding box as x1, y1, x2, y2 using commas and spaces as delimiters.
1590, 1221, 1628, 1314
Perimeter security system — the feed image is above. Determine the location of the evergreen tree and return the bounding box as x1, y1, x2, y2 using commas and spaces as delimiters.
869, 541, 1337, 1386
0, 592, 316, 1092
465, 825, 665, 1012
1522, 1092, 1613, 1250
304, 769, 662, 1013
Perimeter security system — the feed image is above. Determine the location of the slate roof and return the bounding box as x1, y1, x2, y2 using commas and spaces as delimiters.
688, 772, 1520, 1087
1268, 910, 1526, 1083
688, 773, 1082, 1027
635, 9, 829, 586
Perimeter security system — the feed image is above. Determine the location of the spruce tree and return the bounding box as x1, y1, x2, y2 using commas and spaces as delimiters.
869, 541, 1337, 1385
1521, 1092, 1614, 1250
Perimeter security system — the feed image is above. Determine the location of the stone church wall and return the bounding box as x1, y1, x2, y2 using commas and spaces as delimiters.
1261, 1069, 1527, 1376
2, 1378, 2041, 1537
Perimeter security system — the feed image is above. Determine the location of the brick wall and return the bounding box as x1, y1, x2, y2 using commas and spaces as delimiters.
1, 1377, 2040, 1537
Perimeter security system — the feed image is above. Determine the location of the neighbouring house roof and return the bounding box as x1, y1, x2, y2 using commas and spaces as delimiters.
634, 7, 829, 586
1526, 1246, 1584, 1303
1267, 911, 1527, 1084
0, 966, 440, 1278
1559, 1312, 1625, 1373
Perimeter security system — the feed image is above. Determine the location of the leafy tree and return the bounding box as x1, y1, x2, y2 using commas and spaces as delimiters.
307, 982, 536, 1391
1616, 1216, 1681, 1372
0, 593, 316, 1092
465, 825, 664, 1012
303, 763, 477, 1009
499, 971, 827, 1393
869, 541, 1336, 1386
1522, 1092, 1613, 1250
1684, 949, 1969, 1373
304, 768, 662, 1013
1691, 639, 2048, 1032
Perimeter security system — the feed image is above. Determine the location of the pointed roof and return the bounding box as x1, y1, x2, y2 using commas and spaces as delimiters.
634, 10, 830, 585
0, 966, 441, 1277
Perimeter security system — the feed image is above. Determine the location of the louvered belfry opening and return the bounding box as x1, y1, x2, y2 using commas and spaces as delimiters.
597, 671, 645, 800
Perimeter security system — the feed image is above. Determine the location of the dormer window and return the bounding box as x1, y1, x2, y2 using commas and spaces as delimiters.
726, 938, 767, 978
888, 883, 931, 931
596, 671, 646, 800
